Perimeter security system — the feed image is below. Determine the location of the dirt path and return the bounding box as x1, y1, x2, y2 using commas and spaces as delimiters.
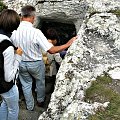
18, 82, 53, 120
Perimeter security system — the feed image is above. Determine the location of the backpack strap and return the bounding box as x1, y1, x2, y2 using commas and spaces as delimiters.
0, 39, 18, 94
0, 39, 17, 53
0, 39, 17, 84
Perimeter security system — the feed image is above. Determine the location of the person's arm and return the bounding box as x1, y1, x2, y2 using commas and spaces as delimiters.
47, 36, 77, 54
3, 46, 22, 82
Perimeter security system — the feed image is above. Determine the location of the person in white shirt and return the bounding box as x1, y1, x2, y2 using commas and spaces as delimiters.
0, 9, 22, 120
11, 5, 77, 110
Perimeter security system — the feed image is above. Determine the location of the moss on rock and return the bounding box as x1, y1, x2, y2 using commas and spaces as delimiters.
85, 73, 120, 120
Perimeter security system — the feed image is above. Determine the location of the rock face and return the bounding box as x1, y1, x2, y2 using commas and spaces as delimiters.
38, 13, 120, 120
4, 0, 88, 31
4, 0, 120, 119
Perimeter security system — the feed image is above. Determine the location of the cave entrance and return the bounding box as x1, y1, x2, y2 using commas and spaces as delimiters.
39, 19, 76, 45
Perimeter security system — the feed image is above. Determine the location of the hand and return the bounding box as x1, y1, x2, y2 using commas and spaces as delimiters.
15, 47, 23, 56
66, 36, 78, 46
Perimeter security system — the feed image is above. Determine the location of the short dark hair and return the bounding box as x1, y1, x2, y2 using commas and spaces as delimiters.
0, 9, 20, 33
46, 28, 59, 40
21, 5, 36, 17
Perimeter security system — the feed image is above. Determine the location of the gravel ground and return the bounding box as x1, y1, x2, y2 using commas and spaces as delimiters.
18, 82, 53, 120
18, 95, 51, 120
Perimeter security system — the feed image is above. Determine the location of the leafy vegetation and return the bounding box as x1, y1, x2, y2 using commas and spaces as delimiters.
85, 73, 120, 120
0, 0, 7, 12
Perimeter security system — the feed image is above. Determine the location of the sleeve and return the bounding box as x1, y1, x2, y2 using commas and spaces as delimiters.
54, 53, 62, 65
3, 46, 22, 82
36, 29, 53, 52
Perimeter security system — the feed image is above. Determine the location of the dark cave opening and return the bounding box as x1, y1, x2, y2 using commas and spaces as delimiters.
39, 19, 76, 45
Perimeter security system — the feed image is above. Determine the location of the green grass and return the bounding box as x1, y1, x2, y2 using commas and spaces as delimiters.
85, 73, 120, 120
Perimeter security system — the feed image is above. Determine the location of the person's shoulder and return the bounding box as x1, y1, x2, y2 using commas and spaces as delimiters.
11, 30, 17, 36
35, 28, 41, 32
34, 28, 42, 34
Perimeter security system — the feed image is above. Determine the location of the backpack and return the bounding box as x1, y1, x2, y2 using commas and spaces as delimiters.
42, 52, 51, 74
0, 39, 17, 94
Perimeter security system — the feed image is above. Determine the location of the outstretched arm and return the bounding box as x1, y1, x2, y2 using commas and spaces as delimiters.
47, 36, 77, 54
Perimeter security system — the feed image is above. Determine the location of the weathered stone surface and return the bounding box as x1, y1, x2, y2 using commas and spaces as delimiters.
38, 11, 120, 119
3, 0, 88, 31
4, 0, 120, 31
3, 0, 120, 119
